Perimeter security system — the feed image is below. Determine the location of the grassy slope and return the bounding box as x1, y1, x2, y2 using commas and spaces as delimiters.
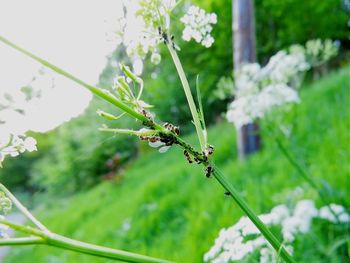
5, 66, 350, 262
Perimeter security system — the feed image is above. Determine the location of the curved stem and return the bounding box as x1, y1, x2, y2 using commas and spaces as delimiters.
46, 233, 172, 263
0, 36, 148, 124
0, 34, 294, 262
0, 184, 48, 231
211, 164, 295, 263
273, 136, 342, 224
166, 43, 206, 151
0, 220, 172, 263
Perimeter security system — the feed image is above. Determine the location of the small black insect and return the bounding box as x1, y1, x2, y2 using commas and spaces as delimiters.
163, 122, 180, 135
224, 191, 231, 196
162, 32, 168, 44
183, 150, 193, 164
207, 145, 214, 155
205, 165, 214, 178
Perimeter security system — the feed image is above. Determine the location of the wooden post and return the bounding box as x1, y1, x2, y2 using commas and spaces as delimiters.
232, 0, 261, 159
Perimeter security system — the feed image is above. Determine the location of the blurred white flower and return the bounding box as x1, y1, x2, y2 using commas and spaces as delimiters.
305, 39, 339, 66
0, 133, 37, 167
181, 5, 217, 48
204, 199, 350, 263
151, 52, 162, 65
117, 0, 179, 61
226, 39, 338, 129
227, 83, 300, 129
319, 204, 350, 223
23, 137, 38, 152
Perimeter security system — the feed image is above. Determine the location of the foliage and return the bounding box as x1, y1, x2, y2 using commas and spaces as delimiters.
254, 0, 349, 61
4, 66, 349, 262
226, 39, 338, 128
114, 0, 349, 128
29, 98, 139, 195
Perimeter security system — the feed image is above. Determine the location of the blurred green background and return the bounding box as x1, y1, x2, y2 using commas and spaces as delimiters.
0, 0, 349, 262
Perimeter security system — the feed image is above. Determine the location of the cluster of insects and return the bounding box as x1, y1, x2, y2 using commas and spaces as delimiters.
139, 109, 154, 121
158, 26, 179, 50
139, 121, 180, 147
183, 145, 215, 165
163, 122, 180, 136
205, 164, 214, 178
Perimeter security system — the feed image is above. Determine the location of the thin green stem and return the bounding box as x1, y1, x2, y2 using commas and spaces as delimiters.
0, 237, 44, 246
274, 138, 319, 189
0, 183, 172, 263
273, 136, 342, 224
0, 36, 148, 124
0, 220, 46, 238
0, 184, 48, 231
99, 128, 159, 137
166, 43, 206, 151
0, 220, 172, 263
0, 35, 294, 262
46, 233, 172, 263
211, 164, 295, 263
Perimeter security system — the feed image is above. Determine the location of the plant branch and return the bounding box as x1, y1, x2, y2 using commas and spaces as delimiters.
273, 136, 342, 224
211, 164, 295, 263
46, 233, 172, 263
0, 35, 294, 262
0, 183, 48, 231
0, 218, 172, 263
0, 36, 149, 124
0, 237, 44, 246
166, 42, 206, 151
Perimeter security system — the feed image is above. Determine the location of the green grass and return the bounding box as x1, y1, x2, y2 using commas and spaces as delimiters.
5, 66, 350, 262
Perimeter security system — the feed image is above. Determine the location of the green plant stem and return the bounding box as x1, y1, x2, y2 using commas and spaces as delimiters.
273, 136, 342, 224
274, 137, 319, 190
0, 220, 172, 263
47, 234, 171, 263
99, 128, 158, 136
0, 237, 44, 246
0, 184, 48, 231
0, 183, 172, 263
211, 164, 295, 263
0, 35, 148, 124
0, 35, 294, 262
166, 43, 206, 151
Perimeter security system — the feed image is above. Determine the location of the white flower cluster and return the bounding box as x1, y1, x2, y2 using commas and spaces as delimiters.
226, 39, 338, 128
304, 39, 339, 67
181, 5, 217, 48
226, 51, 305, 128
204, 199, 350, 263
0, 133, 37, 167
117, 0, 177, 63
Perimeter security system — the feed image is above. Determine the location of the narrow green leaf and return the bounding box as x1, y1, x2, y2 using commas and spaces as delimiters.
196, 75, 207, 146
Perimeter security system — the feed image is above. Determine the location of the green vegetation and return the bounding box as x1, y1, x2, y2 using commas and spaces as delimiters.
5, 66, 349, 262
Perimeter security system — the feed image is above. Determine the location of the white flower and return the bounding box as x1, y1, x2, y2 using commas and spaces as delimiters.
23, 137, 37, 152
118, 0, 175, 60
0, 133, 37, 166
226, 83, 299, 128
305, 39, 339, 66
181, 5, 217, 48
226, 47, 308, 128
204, 199, 349, 262
150, 52, 162, 65
319, 204, 350, 223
